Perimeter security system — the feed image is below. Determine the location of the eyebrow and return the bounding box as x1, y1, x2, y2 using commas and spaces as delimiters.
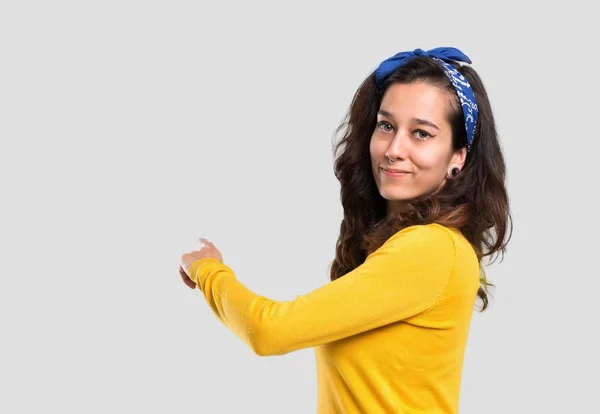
377, 109, 440, 131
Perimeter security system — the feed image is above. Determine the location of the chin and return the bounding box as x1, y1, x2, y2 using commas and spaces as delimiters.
379, 188, 415, 201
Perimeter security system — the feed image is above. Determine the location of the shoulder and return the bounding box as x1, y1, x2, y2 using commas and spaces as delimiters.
387, 223, 479, 273
387, 223, 457, 250
383, 223, 480, 266
365, 224, 458, 268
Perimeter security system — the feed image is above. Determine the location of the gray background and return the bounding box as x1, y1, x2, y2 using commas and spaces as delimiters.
1, 1, 598, 412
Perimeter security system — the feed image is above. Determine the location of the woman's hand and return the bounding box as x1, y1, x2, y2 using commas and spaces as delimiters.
179, 238, 223, 289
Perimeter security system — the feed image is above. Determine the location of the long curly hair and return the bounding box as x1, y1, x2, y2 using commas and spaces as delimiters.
329, 56, 512, 311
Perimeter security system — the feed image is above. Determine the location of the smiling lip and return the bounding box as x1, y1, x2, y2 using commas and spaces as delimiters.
381, 167, 411, 177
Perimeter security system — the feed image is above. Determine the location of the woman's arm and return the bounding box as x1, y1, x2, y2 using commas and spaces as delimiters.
187, 224, 457, 356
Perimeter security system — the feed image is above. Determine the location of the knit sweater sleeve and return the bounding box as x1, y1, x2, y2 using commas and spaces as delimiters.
187, 224, 456, 356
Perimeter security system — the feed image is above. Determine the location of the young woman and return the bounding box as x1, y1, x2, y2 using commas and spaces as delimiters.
179, 46, 511, 413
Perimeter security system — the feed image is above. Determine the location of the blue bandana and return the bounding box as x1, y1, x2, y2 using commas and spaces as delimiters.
374, 47, 478, 152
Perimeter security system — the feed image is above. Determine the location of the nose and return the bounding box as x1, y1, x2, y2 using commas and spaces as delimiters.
384, 130, 410, 162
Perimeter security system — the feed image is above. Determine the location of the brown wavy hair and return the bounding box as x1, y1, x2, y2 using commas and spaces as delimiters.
329, 56, 512, 311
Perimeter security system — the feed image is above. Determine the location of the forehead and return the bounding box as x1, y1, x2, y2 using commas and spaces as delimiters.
379, 82, 451, 124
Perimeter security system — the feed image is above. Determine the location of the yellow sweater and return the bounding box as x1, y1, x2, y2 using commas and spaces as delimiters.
187, 223, 480, 413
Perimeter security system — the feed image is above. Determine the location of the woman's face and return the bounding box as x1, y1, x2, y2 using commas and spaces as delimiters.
369, 82, 466, 214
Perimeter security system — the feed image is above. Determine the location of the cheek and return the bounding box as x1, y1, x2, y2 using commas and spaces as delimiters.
412, 151, 448, 178
412, 151, 435, 170
369, 137, 381, 165
369, 136, 379, 157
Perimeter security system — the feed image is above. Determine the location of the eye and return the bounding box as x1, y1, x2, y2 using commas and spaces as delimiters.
376, 120, 394, 133
414, 129, 432, 140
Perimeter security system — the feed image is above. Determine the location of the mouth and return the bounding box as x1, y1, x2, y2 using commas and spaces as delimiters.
381, 167, 411, 177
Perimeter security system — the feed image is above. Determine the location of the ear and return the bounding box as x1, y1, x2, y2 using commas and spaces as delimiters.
450, 146, 467, 170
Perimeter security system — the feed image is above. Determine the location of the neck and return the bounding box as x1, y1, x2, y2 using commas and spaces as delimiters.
386, 200, 409, 216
